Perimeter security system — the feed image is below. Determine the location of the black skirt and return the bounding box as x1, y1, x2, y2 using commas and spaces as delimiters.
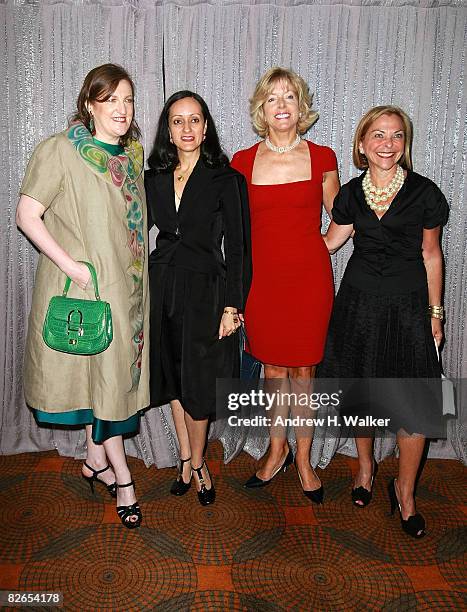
149, 264, 239, 419
318, 282, 443, 436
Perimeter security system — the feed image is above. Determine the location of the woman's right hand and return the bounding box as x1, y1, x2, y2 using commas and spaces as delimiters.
218, 310, 241, 339
67, 261, 91, 290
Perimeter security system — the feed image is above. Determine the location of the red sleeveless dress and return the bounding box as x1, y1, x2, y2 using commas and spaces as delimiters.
231, 141, 336, 366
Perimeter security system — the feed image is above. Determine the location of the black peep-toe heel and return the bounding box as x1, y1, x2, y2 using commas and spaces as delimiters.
388, 478, 426, 539
116, 481, 142, 529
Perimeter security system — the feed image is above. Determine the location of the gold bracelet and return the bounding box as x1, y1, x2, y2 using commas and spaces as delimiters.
428, 305, 444, 321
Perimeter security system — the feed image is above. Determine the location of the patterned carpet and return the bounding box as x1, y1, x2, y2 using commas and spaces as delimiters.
0, 443, 466, 611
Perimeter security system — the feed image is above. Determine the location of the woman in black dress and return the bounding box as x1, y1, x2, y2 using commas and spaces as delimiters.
322, 105, 448, 538
145, 91, 250, 505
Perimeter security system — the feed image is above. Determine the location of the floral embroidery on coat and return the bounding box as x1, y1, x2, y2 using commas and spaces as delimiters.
67, 122, 145, 389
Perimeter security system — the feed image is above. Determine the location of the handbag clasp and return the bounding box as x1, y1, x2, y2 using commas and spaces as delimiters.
67, 309, 84, 337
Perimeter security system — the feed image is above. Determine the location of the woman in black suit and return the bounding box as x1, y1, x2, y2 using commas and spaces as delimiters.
145, 91, 250, 505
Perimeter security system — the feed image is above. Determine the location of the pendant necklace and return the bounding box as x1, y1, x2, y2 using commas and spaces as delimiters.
176, 161, 196, 182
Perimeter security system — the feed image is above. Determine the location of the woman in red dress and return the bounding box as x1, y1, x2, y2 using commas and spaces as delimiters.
231, 67, 339, 502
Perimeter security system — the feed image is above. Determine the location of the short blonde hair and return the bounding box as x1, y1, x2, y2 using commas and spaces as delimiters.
250, 67, 318, 138
353, 105, 413, 170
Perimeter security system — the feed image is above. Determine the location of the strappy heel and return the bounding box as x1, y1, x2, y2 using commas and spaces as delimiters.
170, 457, 192, 496
192, 460, 215, 506
82, 462, 117, 498
116, 481, 142, 529
388, 478, 426, 539
244, 449, 293, 488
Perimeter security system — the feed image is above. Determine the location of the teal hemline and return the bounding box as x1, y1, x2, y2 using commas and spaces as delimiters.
32, 408, 140, 443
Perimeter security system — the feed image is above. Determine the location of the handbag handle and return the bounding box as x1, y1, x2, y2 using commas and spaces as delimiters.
62, 261, 101, 300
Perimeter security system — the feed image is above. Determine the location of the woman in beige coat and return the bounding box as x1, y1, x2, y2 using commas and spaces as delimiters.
16, 64, 149, 529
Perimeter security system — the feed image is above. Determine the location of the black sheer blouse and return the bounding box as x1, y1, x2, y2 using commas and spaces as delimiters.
332, 171, 449, 295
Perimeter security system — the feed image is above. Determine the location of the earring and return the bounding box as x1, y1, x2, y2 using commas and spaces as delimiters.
87, 107, 95, 134
169, 133, 173, 144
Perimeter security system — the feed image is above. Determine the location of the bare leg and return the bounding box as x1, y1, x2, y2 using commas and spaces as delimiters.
81, 424, 115, 486
256, 364, 290, 480
290, 366, 321, 490
395, 433, 425, 520
171, 399, 192, 484
102, 434, 138, 524
184, 412, 210, 490
354, 436, 375, 500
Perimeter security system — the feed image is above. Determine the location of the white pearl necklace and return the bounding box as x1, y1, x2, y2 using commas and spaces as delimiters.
265, 133, 301, 154
362, 165, 405, 212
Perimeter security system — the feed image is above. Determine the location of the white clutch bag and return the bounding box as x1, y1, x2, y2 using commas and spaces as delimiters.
434, 341, 456, 416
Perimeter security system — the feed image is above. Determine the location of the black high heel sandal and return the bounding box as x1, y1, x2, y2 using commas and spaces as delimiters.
388, 478, 426, 539
82, 462, 117, 498
116, 481, 142, 529
170, 457, 192, 496
192, 460, 215, 506
351, 461, 377, 507
244, 449, 293, 488
351, 484, 372, 507
295, 459, 324, 505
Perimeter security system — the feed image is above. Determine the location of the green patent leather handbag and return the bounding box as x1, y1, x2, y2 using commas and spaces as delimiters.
42, 262, 113, 355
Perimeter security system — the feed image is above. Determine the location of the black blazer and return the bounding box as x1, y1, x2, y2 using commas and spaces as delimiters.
145, 160, 252, 310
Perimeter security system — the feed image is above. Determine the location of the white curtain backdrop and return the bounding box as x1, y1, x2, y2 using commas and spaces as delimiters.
1, 0, 466, 466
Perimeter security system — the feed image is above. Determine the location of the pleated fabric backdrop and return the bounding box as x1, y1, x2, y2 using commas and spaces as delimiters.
1, 0, 466, 466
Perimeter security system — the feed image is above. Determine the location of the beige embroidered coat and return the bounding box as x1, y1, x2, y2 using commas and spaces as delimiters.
20, 123, 149, 421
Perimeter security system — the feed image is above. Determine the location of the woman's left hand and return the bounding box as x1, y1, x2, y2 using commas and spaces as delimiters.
431, 317, 443, 347
219, 309, 241, 339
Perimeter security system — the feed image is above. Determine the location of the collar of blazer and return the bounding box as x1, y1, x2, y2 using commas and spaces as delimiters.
159, 158, 234, 219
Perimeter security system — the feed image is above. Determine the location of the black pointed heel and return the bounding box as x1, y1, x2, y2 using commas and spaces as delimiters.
388, 478, 425, 539
192, 460, 215, 506
170, 457, 192, 496
116, 481, 142, 529
244, 449, 293, 488
295, 459, 324, 505
82, 462, 117, 498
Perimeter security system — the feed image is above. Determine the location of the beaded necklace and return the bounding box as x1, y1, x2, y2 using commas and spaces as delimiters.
362, 165, 405, 212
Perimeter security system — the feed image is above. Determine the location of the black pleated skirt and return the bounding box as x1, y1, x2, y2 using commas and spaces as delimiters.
149, 264, 239, 419
318, 282, 443, 436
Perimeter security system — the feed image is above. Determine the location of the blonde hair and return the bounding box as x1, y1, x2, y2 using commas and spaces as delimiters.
353, 105, 413, 170
249, 67, 318, 138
